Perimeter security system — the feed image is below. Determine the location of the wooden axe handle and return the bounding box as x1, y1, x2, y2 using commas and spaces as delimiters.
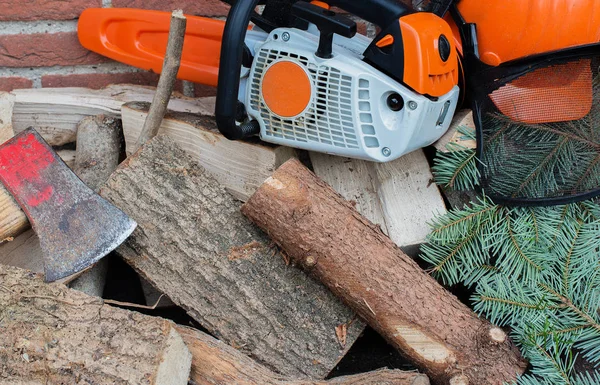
0, 185, 28, 242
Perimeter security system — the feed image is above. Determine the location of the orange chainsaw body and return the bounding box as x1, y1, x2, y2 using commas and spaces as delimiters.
78, 8, 225, 86
447, 0, 600, 66
446, 0, 600, 124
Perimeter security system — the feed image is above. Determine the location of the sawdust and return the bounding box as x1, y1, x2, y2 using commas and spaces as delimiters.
227, 241, 265, 261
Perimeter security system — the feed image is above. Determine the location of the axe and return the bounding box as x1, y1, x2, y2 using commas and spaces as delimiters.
0, 128, 136, 282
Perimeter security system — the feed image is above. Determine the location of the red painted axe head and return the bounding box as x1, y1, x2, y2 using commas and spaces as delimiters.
0, 128, 136, 282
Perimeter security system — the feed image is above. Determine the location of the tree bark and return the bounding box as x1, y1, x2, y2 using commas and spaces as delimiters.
241, 159, 528, 385
99, 135, 365, 379
176, 325, 429, 385
0, 264, 192, 385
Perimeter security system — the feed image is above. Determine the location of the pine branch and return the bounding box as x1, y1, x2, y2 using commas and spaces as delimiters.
424, 95, 600, 382
472, 275, 550, 326
433, 125, 479, 191
433, 148, 479, 191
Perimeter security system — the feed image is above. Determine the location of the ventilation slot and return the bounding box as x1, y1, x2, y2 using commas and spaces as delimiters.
357, 78, 377, 148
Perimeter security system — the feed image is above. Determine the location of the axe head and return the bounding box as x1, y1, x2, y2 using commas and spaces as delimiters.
0, 128, 136, 282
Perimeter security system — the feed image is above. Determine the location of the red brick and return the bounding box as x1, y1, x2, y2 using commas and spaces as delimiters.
0, 32, 107, 67
112, 0, 229, 17
41, 72, 184, 92
0, 77, 33, 92
0, 0, 101, 21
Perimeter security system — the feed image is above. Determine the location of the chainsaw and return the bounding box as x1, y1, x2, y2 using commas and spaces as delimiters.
428, 0, 600, 206
78, 0, 460, 162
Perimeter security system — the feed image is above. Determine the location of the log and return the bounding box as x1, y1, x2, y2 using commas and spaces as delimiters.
73, 115, 123, 191
135, 10, 186, 152
0, 91, 15, 144
99, 135, 365, 379
310, 150, 446, 252
69, 115, 124, 297
241, 159, 527, 385
0, 264, 192, 384
176, 325, 430, 385
121, 102, 296, 201
11, 85, 214, 146
432, 109, 477, 152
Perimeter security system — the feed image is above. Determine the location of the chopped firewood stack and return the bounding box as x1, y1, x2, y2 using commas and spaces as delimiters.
0, 19, 526, 383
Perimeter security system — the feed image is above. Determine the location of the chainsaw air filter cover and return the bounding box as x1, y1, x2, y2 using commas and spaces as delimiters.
471, 46, 600, 206
245, 28, 460, 162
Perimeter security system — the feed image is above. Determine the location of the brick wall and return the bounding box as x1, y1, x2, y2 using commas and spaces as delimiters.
0, 0, 230, 96
0, 1, 410, 96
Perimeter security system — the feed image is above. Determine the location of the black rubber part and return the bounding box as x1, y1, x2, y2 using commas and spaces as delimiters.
215, 0, 261, 140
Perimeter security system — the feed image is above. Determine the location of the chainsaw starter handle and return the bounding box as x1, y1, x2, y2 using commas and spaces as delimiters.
215, 0, 262, 140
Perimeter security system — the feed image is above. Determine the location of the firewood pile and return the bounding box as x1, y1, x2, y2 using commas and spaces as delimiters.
0, 81, 530, 385
0, 19, 528, 385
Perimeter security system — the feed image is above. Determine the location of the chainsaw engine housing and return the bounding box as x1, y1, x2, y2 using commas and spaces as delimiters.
245, 28, 460, 162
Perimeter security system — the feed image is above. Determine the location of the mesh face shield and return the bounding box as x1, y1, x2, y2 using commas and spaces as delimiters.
470, 46, 600, 206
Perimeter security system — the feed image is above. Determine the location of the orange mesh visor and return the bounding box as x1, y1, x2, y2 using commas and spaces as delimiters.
490, 60, 593, 124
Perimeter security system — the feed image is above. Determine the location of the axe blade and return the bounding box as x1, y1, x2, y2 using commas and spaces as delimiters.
0, 128, 136, 282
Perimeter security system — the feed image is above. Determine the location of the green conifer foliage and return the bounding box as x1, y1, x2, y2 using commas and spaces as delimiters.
423, 124, 600, 384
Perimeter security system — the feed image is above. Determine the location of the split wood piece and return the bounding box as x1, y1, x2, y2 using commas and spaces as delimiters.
121, 102, 296, 201
0, 229, 43, 273
0, 91, 15, 144
134, 10, 186, 152
0, 264, 192, 384
241, 159, 528, 385
432, 109, 477, 152
69, 115, 124, 297
176, 325, 430, 385
11, 85, 214, 146
310, 150, 446, 252
100, 136, 364, 379
0, 147, 82, 242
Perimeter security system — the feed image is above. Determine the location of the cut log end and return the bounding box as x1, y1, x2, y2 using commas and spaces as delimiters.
489, 327, 508, 344
155, 327, 193, 385
411, 375, 431, 385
